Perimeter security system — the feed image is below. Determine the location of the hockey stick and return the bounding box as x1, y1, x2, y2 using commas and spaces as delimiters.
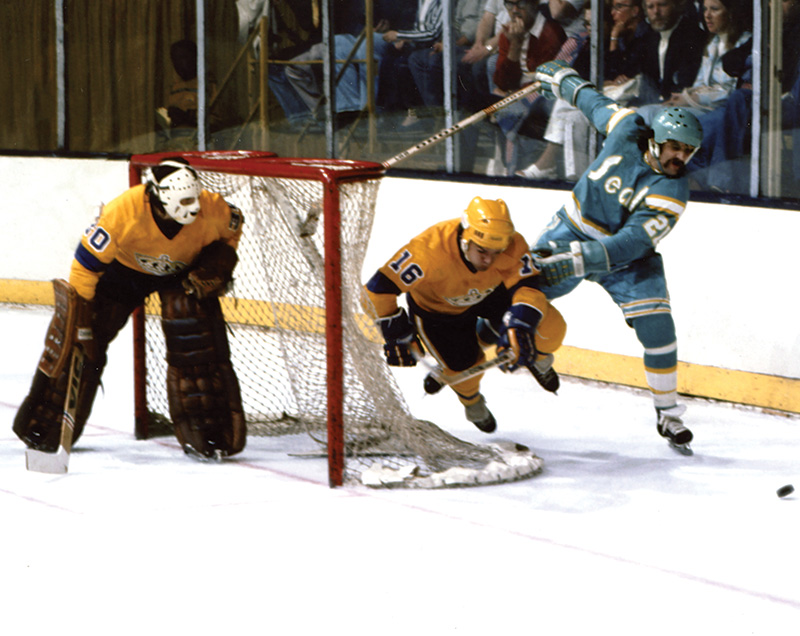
415, 348, 515, 389
382, 81, 542, 168
25, 345, 84, 474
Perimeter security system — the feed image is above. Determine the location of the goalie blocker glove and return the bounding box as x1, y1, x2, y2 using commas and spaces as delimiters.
534, 59, 593, 106
533, 240, 610, 286
376, 308, 423, 367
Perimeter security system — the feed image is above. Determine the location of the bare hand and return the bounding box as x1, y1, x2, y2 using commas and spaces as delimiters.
504, 17, 527, 43
462, 43, 489, 64
664, 92, 687, 106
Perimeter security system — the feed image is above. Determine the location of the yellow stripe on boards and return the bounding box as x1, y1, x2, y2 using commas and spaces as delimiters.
0, 279, 55, 305
554, 345, 800, 415
2, 279, 797, 414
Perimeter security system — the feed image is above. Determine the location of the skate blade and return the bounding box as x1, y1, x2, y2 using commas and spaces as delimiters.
183, 446, 225, 462
669, 441, 693, 456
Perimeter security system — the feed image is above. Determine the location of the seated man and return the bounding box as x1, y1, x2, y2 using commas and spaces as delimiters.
487, 0, 566, 174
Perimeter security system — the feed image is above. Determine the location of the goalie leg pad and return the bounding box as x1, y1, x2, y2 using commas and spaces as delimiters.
13, 369, 70, 452
160, 288, 246, 459
39, 279, 94, 378
13, 356, 103, 452
13, 283, 117, 452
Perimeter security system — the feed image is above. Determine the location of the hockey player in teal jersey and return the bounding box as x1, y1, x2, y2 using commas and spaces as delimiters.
530, 59, 703, 453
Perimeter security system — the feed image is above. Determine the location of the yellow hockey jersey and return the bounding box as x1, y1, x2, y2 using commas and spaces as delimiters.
365, 218, 548, 319
70, 184, 242, 300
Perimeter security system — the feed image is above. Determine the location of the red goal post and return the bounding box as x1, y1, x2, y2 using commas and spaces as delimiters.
129, 152, 544, 488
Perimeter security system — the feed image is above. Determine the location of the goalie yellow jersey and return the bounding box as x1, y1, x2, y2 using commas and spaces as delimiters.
364, 218, 547, 319
70, 184, 242, 300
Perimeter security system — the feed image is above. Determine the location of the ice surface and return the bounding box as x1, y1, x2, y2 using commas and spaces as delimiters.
1, 305, 798, 635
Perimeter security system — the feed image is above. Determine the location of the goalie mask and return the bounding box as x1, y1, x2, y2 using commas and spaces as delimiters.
461, 197, 515, 251
150, 159, 202, 225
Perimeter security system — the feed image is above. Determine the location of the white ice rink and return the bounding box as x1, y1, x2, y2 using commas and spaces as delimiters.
1, 304, 798, 635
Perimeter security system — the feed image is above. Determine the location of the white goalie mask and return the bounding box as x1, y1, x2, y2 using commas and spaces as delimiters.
151, 160, 202, 224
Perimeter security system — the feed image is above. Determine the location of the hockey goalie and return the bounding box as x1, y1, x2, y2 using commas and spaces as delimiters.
13, 157, 247, 461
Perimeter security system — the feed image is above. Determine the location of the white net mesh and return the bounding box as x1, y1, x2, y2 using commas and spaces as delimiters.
135, 156, 542, 487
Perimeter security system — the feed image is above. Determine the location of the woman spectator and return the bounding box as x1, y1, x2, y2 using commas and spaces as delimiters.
637, 0, 752, 123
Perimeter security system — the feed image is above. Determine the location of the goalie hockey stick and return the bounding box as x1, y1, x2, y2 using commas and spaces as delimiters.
382, 81, 542, 168
25, 345, 84, 474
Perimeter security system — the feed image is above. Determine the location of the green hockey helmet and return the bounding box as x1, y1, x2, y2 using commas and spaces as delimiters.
652, 107, 703, 149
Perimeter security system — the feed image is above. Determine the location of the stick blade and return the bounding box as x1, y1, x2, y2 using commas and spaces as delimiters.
25, 447, 70, 474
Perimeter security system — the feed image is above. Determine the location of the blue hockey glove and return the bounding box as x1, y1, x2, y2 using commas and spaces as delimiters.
497, 304, 542, 372
533, 240, 610, 286
376, 308, 422, 367
534, 60, 594, 106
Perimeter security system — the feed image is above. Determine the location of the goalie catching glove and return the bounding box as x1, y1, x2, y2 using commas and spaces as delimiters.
377, 308, 423, 367
534, 59, 593, 106
182, 241, 238, 299
533, 240, 610, 286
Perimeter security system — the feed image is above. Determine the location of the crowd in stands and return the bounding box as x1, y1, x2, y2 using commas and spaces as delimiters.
262, 0, 796, 192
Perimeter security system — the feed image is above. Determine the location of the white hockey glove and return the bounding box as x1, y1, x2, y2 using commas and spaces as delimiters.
534, 60, 594, 106
533, 240, 610, 286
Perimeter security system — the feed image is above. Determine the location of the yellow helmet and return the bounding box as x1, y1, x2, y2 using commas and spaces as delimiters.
461, 197, 515, 250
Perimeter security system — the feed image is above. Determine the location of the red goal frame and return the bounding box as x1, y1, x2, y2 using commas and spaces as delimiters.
128, 152, 385, 486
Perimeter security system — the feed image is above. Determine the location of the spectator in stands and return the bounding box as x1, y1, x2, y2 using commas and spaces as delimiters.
688, 0, 800, 192
483, 0, 566, 173
516, 2, 650, 180
282, 1, 386, 122
605, 0, 650, 81
637, 0, 753, 124
267, 0, 410, 128
406, 0, 483, 126
513, 6, 594, 179
377, 0, 445, 126
543, 0, 588, 35
459, 0, 509, 103
156, 40, 219, 150
492, 0, 566, 93
631, 0, 707, 106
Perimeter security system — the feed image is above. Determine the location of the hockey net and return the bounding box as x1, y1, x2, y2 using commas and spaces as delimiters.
130, 152, 543, 488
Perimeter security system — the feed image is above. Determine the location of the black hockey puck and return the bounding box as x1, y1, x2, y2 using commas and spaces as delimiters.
777, 484, 794, 498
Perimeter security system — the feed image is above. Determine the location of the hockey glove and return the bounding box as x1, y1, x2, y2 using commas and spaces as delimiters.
534, 60, 593, 106
376, 308, 422, 367
497, 304, 542, 372
533, 240, 610, 286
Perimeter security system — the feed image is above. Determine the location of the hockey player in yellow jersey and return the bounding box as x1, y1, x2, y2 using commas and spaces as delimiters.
14, 157, 247, 461
364, 197, 566, 432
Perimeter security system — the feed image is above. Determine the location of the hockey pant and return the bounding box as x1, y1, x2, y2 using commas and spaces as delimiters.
409, 289, 565, 408
533, 237, 678, 410
160, 288, 246, 459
